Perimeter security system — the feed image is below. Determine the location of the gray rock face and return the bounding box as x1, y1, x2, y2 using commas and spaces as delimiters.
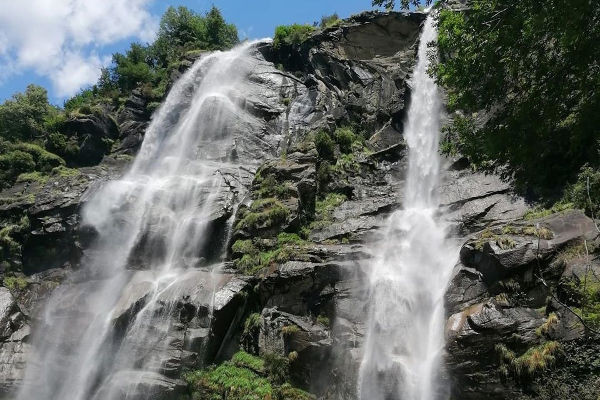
62, 110, 119, 166
108, 269, 250, 378
92, 370, 186, 400
445, 209, 600, 398
3, 9, 595, 400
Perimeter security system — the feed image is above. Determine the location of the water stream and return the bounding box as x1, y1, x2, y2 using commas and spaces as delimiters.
17, 41, 261, 400
358, 14, 457, 400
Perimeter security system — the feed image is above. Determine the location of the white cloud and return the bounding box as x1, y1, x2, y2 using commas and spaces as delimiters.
0, 0, 158, 98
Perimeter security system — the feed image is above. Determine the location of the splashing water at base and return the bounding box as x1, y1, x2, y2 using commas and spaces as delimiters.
358, 14, 458, 400
16, 41, 264, 400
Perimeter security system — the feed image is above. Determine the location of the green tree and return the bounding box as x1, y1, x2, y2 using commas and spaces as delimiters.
205, 6, 239, 50
435, 0, 600, 195
112, 43, 154, 92
151, 6, 207, 67
0, 84, 50, 141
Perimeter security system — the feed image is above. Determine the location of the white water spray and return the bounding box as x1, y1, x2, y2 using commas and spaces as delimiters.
17, 42, 263, 400
358, 15, 457, 400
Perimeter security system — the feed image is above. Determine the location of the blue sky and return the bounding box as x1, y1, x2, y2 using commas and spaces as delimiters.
0, 0, 381, 106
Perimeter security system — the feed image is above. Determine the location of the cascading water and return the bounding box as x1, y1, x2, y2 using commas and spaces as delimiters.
17, 41, 263, 400
358, 14, 457, 400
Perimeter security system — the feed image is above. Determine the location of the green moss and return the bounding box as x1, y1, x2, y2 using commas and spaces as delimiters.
3, 276, 27, 291
16, 171, 48, 184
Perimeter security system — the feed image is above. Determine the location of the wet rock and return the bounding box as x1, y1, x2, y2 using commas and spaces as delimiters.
446, 264, 488, 316
446, 300, 546, 399
258, 308, 332, 387
460, 210, 598, 284
92, 370, 186, 400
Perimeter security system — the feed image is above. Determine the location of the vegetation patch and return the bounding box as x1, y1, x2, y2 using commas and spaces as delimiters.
273, 24, 316, 48
235, 198, 290, 232
497, 341, 562, 380
185, 351, 312, 400
310, 193, 346, 230
3, 276, 28, 291
536, 313, 559, 337
565, 271, 600, 329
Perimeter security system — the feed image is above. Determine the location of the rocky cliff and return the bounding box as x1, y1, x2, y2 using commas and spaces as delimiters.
0, 9, 598, 400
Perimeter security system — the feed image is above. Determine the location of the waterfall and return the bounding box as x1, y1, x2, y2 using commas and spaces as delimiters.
16, 41, 262, 400
358, 14, 457, 400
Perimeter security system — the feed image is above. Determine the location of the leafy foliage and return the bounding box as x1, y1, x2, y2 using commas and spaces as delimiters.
0, 85, 53, 142
435, 0, 600, 195
185, 351, 312, 400
564, 166, 600, 218
320, 13, 341, 28
273, 24, 316, 48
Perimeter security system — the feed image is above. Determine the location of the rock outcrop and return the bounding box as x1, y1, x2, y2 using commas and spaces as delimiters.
0, 9, 598, 400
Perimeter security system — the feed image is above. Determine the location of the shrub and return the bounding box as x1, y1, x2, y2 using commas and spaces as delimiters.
276, 233, 305, 246
317, 314, 330, 327
232, 239, 258, 256
263, 352, 290, 385
0, 150, 35, 176
232, 351, 265, 373
273, 24, 316, 48
16, 171, 49, 185
10, 142, 65, 171
235, 198, 290, 232
243, 313, 262, 335
185, 362, 273, 399
564, 166, 600, 218
320, 13, 340, 29
334, 127, 358, 154
281, 325, 300, 336
317, 161, 332, 186
311, 193, 347, 229
314, 131, 335, 160
3, 276, 27, 291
